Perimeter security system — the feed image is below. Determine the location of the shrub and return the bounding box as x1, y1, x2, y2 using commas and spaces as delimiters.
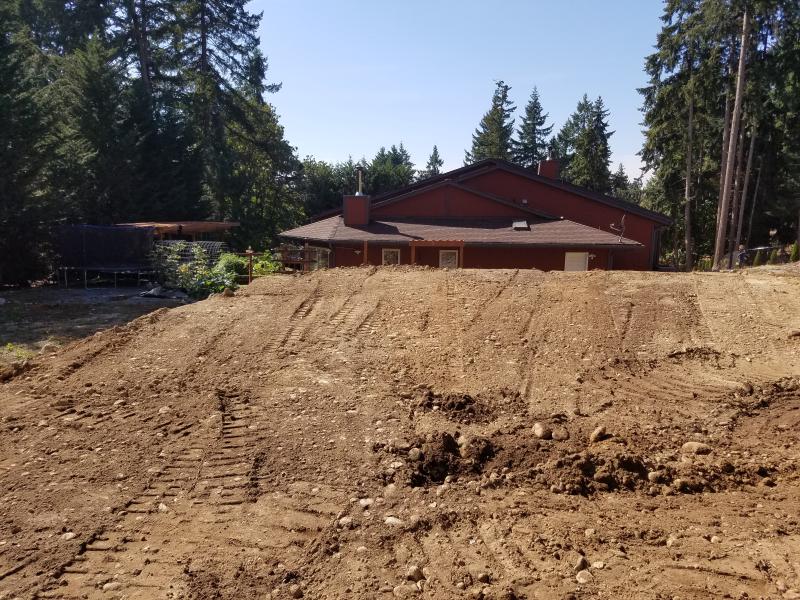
152, 242, 237, 298
253, 251, 280, 276
768, 248, 779, 265
791, 242, 799, 262
752, 249, 764, 267
214, 253, 249, 276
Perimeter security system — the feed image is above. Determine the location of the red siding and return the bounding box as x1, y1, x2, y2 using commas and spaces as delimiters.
461, 170, 657, 269
372, 186, 528, 219
333, 242, 614, 271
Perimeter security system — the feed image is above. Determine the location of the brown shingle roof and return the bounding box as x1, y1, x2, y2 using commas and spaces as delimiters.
280, 217, 642, 249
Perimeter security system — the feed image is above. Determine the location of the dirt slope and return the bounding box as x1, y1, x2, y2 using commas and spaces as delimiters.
1, 266, 799, 600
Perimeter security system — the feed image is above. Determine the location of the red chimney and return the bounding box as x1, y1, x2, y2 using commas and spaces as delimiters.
343, 195, 370, 226
537, 159, 560, 179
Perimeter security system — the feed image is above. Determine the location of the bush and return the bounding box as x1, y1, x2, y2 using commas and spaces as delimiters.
253, 251, 280, 276
752, 249, 764, 267
768, 248, 779, 265
214, 253, 249, 276
791, 242, 799, 263
152, 242, 237, 298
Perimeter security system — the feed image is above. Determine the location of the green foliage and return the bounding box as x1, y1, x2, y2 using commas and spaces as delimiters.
512, 87, 552, 169
152, 242, 237, 298
0, 3, 53, 284
768, 248, 779, 265
214, 253, 249, 276
556, 95, 613, 193
465, 80, 516, 164
252, 252, 280, 276
791, 242, 799, 262
367, 144, 415, 196
640, 0, 800, 266
752, 249, 764, 266
420, 145, 443, 179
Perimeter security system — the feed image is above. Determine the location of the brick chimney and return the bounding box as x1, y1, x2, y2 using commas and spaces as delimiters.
343, 195, 370, 226
537, 158, 560, 179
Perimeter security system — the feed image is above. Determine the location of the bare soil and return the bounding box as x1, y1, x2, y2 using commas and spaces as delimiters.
1, 266, 799, 600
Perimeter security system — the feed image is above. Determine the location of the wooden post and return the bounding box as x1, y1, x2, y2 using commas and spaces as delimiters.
246, 246, 254, 283
362, 240, 368, 265
304, 242, 309, 273
458, 243, 464, 268
410, 242, 416, 265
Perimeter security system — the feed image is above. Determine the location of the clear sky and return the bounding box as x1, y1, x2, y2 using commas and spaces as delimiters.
255, 0, 664, 177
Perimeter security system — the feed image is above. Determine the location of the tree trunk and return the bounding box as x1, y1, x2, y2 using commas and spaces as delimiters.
733, 127, 756, 264
713, 11, 750, 270
715, 52, 734, 231
727, 130, 746, 267
683, 55, 695, 271
746, 160, 762, 247
126, 0, 153, 100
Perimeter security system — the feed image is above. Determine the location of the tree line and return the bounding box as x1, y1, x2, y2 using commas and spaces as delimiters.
1, 0, 798, 284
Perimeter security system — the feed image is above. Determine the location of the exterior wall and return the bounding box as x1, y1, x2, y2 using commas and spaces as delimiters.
461, 170, 659, 270
372, 186, 528, 219
463, 246, 610, 271
332, 243, 615, 271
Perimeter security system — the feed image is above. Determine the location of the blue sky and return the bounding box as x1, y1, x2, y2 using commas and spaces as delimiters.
256, 0, 664, 177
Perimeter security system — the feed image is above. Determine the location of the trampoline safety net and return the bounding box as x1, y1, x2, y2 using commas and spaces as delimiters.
59, 225, 155, 271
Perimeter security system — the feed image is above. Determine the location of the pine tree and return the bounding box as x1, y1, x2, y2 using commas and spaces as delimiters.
0, 3, 53, 283
51, 36, 136, 224
465, 80, 516, 164
512, 87, 552, 169
420, 145, 444, 179
367, 143, 415, 195
551, 94, 593, 172
561, 96, 613, 193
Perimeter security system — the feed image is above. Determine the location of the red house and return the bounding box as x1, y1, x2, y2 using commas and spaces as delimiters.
280, 159, 671, 271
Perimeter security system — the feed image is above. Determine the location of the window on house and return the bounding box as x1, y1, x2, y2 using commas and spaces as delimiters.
439, 249, 459, 268
382, 248, 400, 265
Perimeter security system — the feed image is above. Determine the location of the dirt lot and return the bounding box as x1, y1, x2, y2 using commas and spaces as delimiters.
0, 288, 181, 367
1, 266, 799, 599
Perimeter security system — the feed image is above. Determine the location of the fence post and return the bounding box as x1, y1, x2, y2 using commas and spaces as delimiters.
246, 246, 254, 283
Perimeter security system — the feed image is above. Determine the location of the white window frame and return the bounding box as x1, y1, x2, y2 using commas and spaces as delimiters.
564, 251, 589, 271
382, 248, 401, 266
439, 249, 459, 268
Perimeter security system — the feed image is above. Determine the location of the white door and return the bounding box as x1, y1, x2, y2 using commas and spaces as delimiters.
564, 252, 589, 271
439, 250, 459, 268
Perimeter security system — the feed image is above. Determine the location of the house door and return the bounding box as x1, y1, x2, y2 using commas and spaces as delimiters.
564, 252, 589, 271
439, 249, 459, 269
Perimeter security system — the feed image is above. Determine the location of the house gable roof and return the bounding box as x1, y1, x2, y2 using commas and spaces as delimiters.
280, 216, 643, 249
369, 179, 557, 220
309, 159, 672, 226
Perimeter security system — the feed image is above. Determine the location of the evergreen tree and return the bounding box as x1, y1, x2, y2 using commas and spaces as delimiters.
465, 80, 516, 164
559, 96, 613, 192
551, 94, 593, 172
367, 143, 415, 195
420, 145, 444, 179
0, 3, 53, 283
51, 36, 136, 224
512, 87, 552, 169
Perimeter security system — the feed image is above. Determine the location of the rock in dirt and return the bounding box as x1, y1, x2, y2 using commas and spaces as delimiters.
384, 516, 405, 527
589, 425, 607, 443
408, 447, 422, 461
406, 565, 425, 582
533, 422, 552, 440
681, 441, 712, 455
552, 427, 570, 441
61, 532, 76, 541
289, 583, 303, 598
576, 569, 592, 584
393, 584, 419, 597
575, 555, 589, 571
102, 581, 122, 591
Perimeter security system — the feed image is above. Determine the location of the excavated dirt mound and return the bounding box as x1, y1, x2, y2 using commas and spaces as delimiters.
1, 266, 800, 599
